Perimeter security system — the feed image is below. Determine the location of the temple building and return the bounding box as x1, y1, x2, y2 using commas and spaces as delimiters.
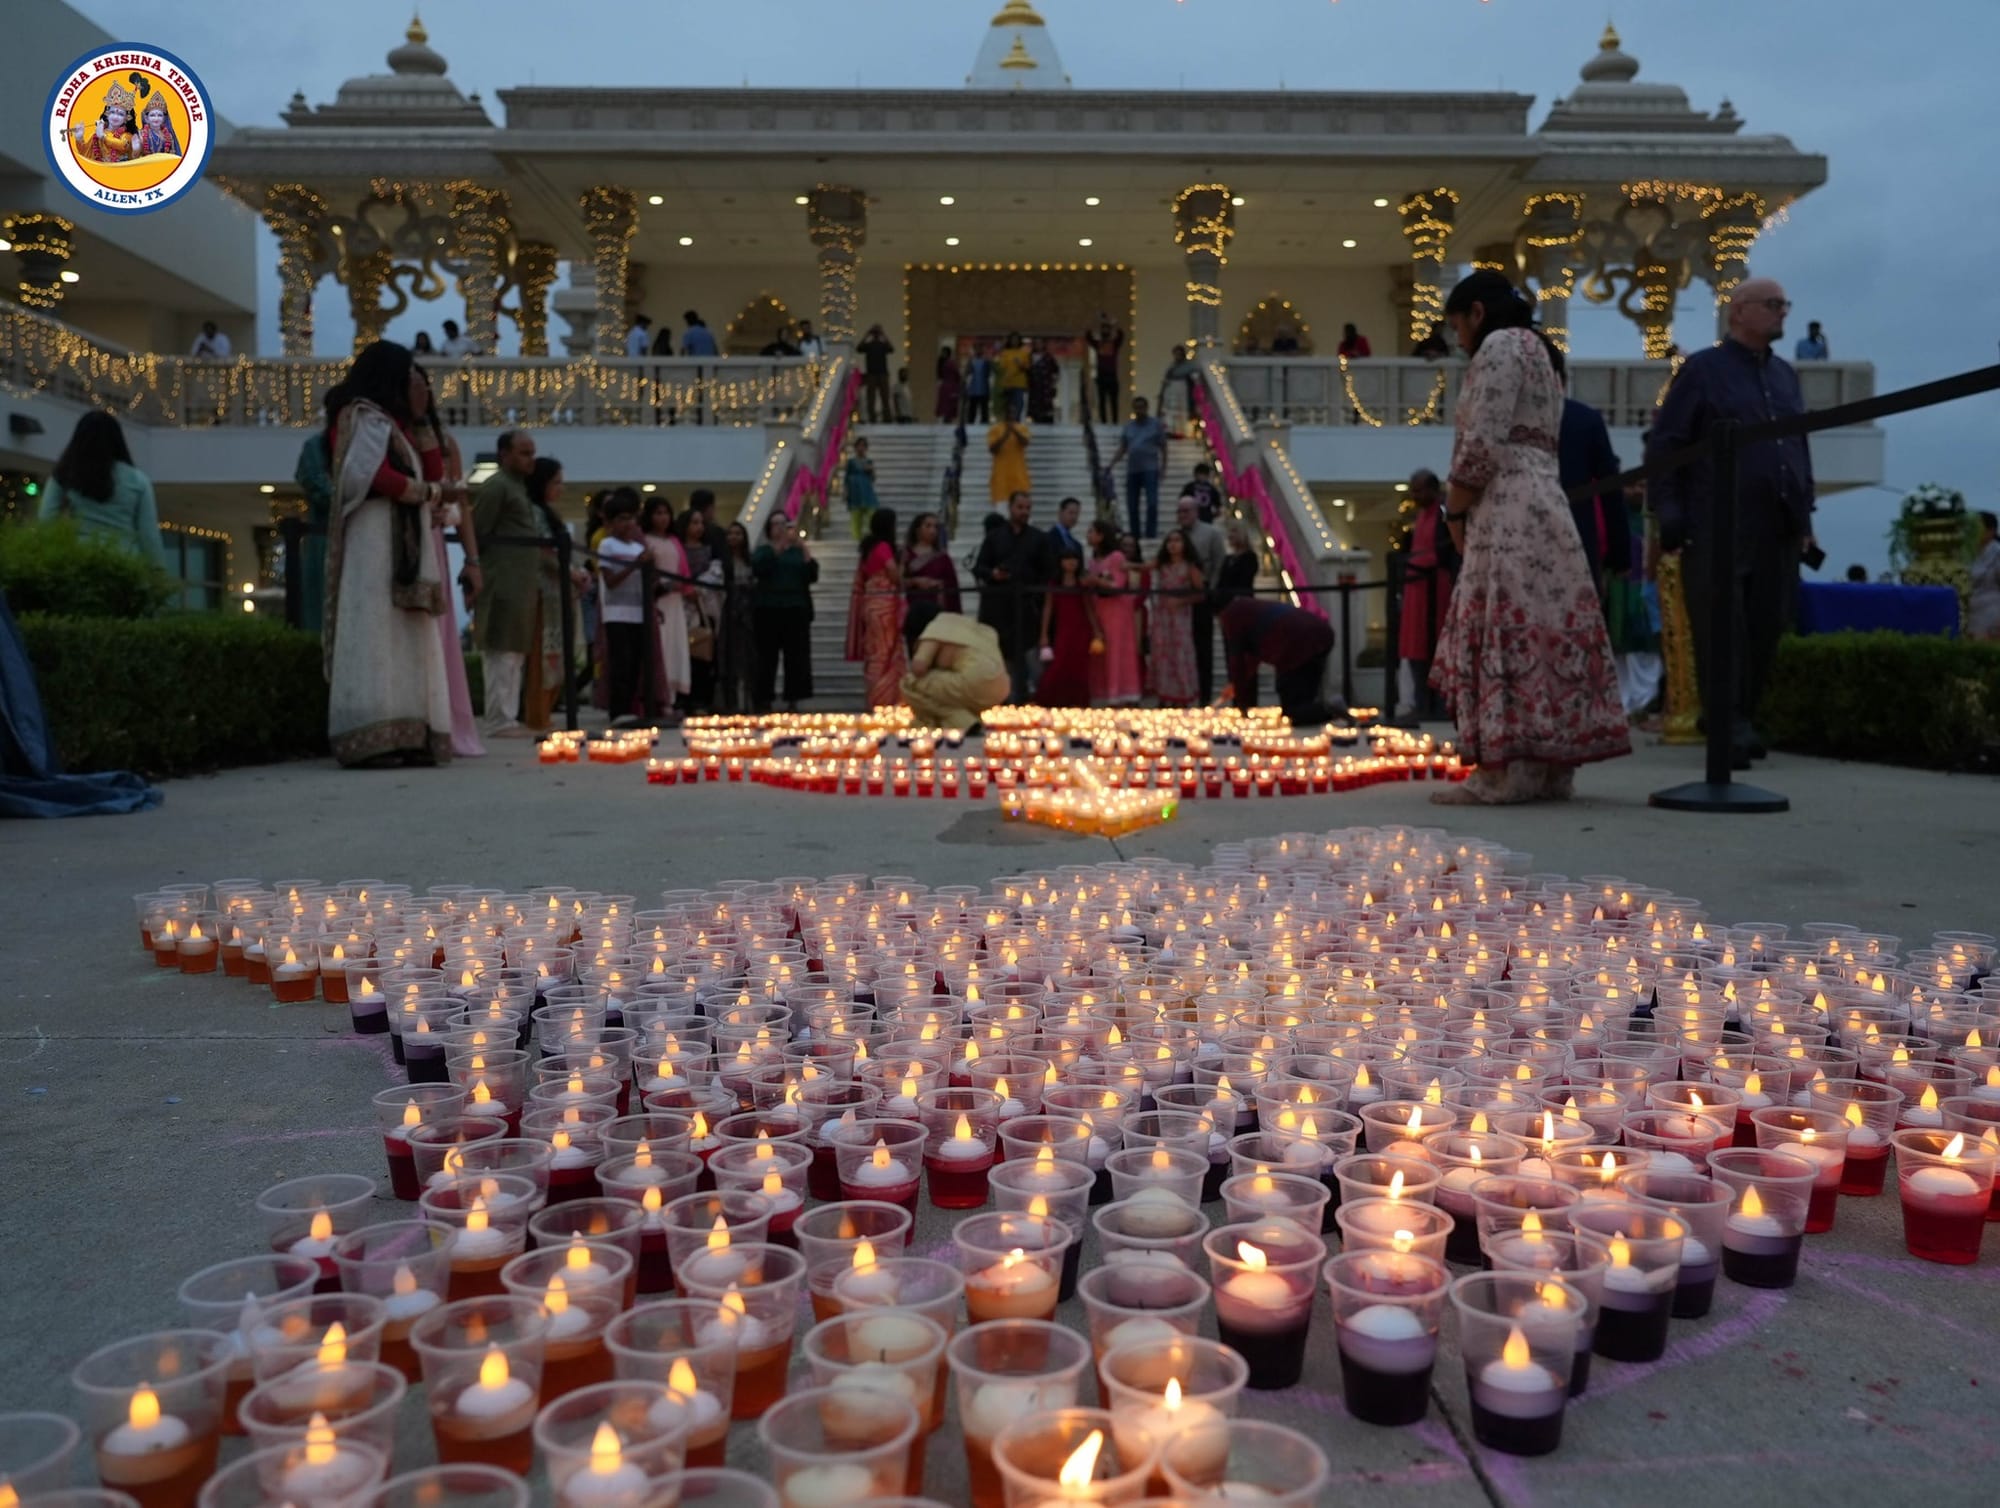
2, 0, 1879, 659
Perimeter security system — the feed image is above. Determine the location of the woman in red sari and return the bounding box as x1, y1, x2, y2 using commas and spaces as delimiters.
1429, 271, 1629, 804
845, 506, 907, 707
901, 510, 961, 651
1036, 544, 1098, 706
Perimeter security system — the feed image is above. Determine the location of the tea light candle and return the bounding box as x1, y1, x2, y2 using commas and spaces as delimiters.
456, 1347, 535, 1432
1471, 1326, 1562, 1418
1117, 1186, 1199, 1238
102, 1385, 191, 1465
1907, 1165, 1982, 1201
288, 1210, 338, 1261
782, 1463, 877, 1508
1340, 1303, 1434, 1373
848, 1311, 933, 1364
657, 1357, 723, 1435
851, 1141, 914, 1188
699, 1291, 771, 1351
935, 1116, 990, 1163
1722, 1187, 1789, 1255
280, 1414, 377, 1500
963, 1379, 1050, 1440
1218, 1242, 1292, 1322
1122, 1376, 1224, 1472
1101, 1315, 1181, 1353
451, 1201, 510, 1260
561, 1423, 649, 1508
966, 1248, 1058, 1319
840, 1241, 900, 1304
385, 1264, 442, 1324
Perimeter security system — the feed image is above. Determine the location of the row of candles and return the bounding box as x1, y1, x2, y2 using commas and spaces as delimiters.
28, 829, 2000, 1508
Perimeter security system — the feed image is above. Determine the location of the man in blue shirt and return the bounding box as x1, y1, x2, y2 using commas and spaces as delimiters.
1110, 396, 1168, 541
679, 310, 719, 357
1793, 321, 1828, 360
963, 343, 995, 424
1647, 277, 1816, 764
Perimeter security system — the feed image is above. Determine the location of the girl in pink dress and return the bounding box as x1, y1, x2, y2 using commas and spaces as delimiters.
1085, 520, 1142, 706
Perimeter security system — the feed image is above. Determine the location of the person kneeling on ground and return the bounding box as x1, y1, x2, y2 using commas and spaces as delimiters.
902, 612, 1012, 735
1219, 596, 1339, 725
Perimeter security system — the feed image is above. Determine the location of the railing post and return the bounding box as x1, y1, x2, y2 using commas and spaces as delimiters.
280, 515, 304, 630
1383, 551, 1406, 722
556, 530, 580, 733
1338, 581, 1356, 711
1650, 418, 1788, 813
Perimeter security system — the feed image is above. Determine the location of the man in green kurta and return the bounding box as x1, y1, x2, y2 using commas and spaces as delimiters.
470, 429, 540, 737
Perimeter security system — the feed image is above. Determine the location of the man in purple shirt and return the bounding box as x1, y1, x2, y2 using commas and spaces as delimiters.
1647, 277, 1815, 764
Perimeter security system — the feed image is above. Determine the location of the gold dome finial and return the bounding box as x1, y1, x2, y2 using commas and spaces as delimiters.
1000, 35, 1037, 68
1599, 21, 1620, 50
993, 0, 1046, 25
408, 10, 428, 45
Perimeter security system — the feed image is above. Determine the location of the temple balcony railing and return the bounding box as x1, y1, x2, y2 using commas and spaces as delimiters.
1219, 354, 1878, 433
0, 309, 825, 430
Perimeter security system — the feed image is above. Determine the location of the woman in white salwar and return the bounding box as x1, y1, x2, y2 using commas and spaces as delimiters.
323, 340, 466, 767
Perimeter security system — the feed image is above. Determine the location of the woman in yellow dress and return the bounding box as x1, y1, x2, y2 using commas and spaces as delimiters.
71, 81, 139, 164
986, 416, 1031, 504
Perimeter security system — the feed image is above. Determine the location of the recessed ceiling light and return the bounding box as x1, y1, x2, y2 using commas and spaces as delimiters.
647, 194, 664, 206
1341, 238, 1357, 249
1078, 237, 1092, 247
1330, 498, 1346, 506
1374, 197, 1390, 208
677, 236, 693, 246
1394, 483, 1410, 493
0, 238, 12, 252
258, 484, 275, 494
1230, 196, 1245, 207
59, 270, 79, 283
939, 195, 955, 206
642, 483, 657, 494
1084, 196, 1100, 206
794, 195, 810, 205
945, 236, 960, 246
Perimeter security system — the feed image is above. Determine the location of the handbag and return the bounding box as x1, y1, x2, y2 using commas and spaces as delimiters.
687, 599, 716, 661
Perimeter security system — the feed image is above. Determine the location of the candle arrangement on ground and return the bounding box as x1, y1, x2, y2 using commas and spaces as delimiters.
50, 830, 2000, 1505
589, 705, 1466, 802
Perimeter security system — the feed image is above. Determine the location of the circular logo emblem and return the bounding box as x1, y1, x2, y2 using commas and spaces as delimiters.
43, 45, 214, 214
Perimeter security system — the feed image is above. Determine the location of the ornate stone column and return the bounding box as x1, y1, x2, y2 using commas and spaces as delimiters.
344, 247, 394, 353
261, 186, 328, 355
5, 214, 75, 311
1634, 257, 1683, 361
1398, 188, 1459, 350
1470, 241, 1514, 275
805, 185, 867, 348
1173, 185, 1235, 346
579, 186, 638, 357
1701, 193, 1765, 338
512, 242, 560, 357
1520, 193, 1585, 355
450, 182, 511, 355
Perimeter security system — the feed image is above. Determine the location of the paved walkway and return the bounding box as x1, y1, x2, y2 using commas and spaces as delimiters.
4, 736, 1995, 1506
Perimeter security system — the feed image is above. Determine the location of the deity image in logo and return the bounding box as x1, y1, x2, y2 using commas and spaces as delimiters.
44, 44, 214, 213
71, 75, 182, 166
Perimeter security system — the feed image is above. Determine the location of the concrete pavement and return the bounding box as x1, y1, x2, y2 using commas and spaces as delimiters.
3, 733, 1997, 1506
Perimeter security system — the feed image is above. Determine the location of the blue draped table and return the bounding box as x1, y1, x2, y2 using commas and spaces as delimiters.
1796, 581, 1960, 637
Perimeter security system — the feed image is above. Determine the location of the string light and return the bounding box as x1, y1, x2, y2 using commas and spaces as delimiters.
1700, 192, 1766, 312
257, 185, 331, 356
1397, 187, 1459, 347
580, 186, 638, 357
159, 520, 235, 598
5, 213, 75, 311
1236, 297, 1313, 353
1519, 192, 1585, 353
448, 181, 512, 354
1172, 185, 1235, 312
1337, 354, 1446, 429
510, 243, 560, 357
806, 185, 866, 346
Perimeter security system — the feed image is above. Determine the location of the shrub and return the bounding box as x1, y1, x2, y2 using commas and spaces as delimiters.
1760, 632, 2000, 769
0, 518, 174, 619
18, 613, 327, 776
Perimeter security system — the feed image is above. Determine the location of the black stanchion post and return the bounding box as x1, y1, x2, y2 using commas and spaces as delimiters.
1383, 552, 1406, 725
280, 515, 304, 630
1338, 582, 1356, 712
555, 531, 580, 733
1650, 418, 1787, 813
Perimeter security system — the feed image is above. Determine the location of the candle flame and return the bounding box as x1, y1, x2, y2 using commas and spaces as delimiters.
1920, 1084, 1940, 1111
545, 1273, 570, 1315
954, 1114, 975, 1142
1844, 1102, 1865, 1130
316, 1322, 347, 1368
1151, 1145, 1173, 1171
466, 1198, 490, 1235
1501, 1325, 1531, 1370
1740, 1185, 1765, 1220
691, 1111, 710, 1139
1469, 1111, 1490, 1134
641, 1185, 663, 1214
304, 1412, 336, 1465
401, 1100, 423, 1130
1599, 1151, 1619, 1182
478, 1347, 510, 1389
871, 1141, 894, 1172
1424, 1078, 1444, 1106
1744, 1072, 1763, 1097
1521, 1210, 1544, 1241
852, 1239, 879, 1273
707, 1216, 731, 1253
392, 1263, 418, 1298
1387, 1170, 1406, 1200
588, 1422, 623, 1475
1561, 1099, 1582, 1125
1540, 1110, 1556, 1148
668, 1356, 700, 1397
1355, 1064, 1372, 1090
1237, 1241, 1268, 1272
308, 1210, 333, 1243
721, 1288, 748, 1320
1944, 1132, 1967, 1161
128, 1386, 161, 1430
1688, 1089, 1705, 1111
1405, 1106, 1424, 1134
1391, 1228, 1414, 1254
1005, 1415, 1091, 1492
1608, 1234, 1632, 1268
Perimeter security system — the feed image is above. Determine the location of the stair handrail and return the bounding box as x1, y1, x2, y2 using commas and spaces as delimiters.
740, 357, 858, 541
941, 419, 969, 549
1190, 355, 1329, 619
1078, 353, 1117, 524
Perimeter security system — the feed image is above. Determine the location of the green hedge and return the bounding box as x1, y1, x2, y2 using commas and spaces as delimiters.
1761, 632, 2000, 769
19, 614, 328, 776
0, 518, 174, 619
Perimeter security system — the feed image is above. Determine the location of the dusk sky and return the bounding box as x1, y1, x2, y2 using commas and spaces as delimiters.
76, 0, 2000, 573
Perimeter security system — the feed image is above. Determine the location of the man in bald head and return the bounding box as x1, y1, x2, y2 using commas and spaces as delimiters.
1647, 275, 1816, 768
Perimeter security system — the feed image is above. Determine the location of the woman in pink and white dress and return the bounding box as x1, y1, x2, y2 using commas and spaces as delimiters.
1429, 270, 1630, 804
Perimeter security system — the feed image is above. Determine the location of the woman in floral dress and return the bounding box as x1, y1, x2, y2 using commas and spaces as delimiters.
1147, 529, 1203, 706
1429, 270, 1630, 804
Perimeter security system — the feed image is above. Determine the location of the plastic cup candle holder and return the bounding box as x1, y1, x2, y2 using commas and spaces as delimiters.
801, 1311, 949, 1496
70, 1331, 232, 1508
1448, 1273, 1585, 1457
1075, 1262, 1212, 1391
1157, 1417, 1330, 1507
918, 1089, 1003, 1209
944, 1319, 1092, 1508
674, 1243, 808, 1420
174, 1257, 321, 1436
418, 1174, 539, 1302
235, 1363, 407, 1474
987, 1156, 1096, 1301
1613, 1172, 1732, 1320
407, 1296, 550, 1476
0, 1412, 83, 1501
1564, 1207, 1683, 1364
1480, 1229, 1611, 1398
1892, 1129, 1997, 1264
1747, 1107, 1851, 1233
240, 1295, 388, 1421
329, 1223, 452, 1381
1335, 1197, 1454, 1263
955, 1212, 1073, 1325
499, 1246, 632, 1401
600, 1300, 739, 1469
795, 1202, 915, 1318
1218, 1170, 1333, 1232
1704, 1149, 1815, 1289
757, 1386, 920, 1508
990, 1407, 1154, 1508
256, 1175, 377, 1293
375, 1086, 470, 1201
531, 1380, 693, 1508
1806, 1080, 1905, 1196
194, 1434, 387, 1508
832, 1120, 927, 1219
1199, 1219, 1327, 1390
659, 1191, 774, 1295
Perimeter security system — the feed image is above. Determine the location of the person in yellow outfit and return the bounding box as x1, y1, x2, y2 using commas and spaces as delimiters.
987, 416, 1031, 504
901, 612, 1012, 733
996, 330, 1031, 421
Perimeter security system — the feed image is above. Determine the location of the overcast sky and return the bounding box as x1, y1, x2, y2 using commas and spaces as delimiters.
79, 0, 2000, 573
